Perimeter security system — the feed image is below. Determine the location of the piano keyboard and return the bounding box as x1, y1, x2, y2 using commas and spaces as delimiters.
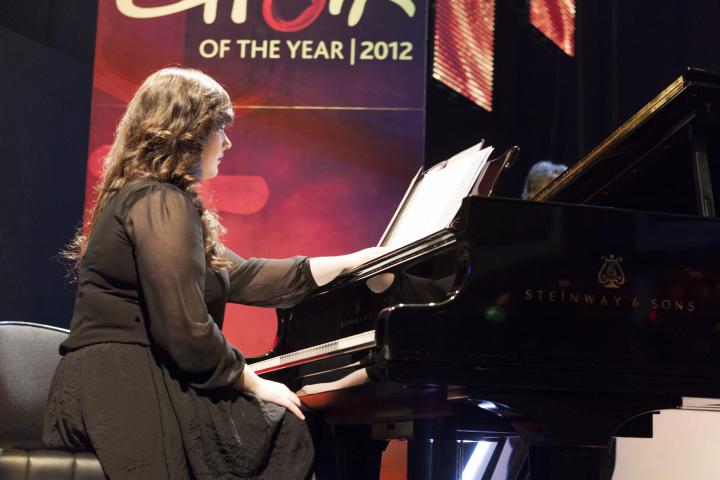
250, 330, 376, 374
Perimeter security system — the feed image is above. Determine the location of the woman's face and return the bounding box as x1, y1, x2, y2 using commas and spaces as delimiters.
200, 127, 232, 180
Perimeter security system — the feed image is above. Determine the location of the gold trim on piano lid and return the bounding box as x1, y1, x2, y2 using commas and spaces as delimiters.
533, 74, 687, 202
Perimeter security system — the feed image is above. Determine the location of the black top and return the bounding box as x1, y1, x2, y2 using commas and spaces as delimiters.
61, 180, 317, 390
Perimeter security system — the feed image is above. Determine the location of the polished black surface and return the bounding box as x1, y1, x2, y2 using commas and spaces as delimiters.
266, 194, 720, 479
375, 196, 720, 397
251, 71, 720, 479
262, 193, 720, 396
537, 68, 720, 217
253, 229, 462, 388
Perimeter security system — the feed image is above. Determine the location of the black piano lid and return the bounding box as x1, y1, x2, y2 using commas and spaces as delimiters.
534, 67, 720, 214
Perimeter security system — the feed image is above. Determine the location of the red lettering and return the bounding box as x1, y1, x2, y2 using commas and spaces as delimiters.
263, 0, 327, 32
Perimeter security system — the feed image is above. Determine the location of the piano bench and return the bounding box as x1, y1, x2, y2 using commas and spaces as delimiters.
0, 449, 105, 480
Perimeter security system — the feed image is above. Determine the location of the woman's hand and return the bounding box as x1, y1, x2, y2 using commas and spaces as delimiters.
350, 246, 393, 267
236, 367, 305, 420
295, 382, 333, 396
296, 368, 370, 397
309, 247, 394, 287
366, 272, 396, 293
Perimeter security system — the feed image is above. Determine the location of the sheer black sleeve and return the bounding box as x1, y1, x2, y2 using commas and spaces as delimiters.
224, 249, 318, 308
124, 184, 244, 390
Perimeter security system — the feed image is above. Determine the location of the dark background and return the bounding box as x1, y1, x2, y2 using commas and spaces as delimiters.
2, 0, 719, 329
426, 0, 720, 196
0, 1, 97, 328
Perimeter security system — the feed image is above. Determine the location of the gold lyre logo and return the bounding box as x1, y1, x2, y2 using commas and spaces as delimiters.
598, 254, 625, 289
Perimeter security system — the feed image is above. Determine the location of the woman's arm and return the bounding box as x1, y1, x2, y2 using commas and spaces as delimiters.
225, 247, 392, 307
234, 365, 305, 420
308, 247, 391, 286
295, 368, 370, 396
125, 185, 244, 390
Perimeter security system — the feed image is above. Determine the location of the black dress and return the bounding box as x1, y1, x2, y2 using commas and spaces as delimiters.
43, 180, 317, 479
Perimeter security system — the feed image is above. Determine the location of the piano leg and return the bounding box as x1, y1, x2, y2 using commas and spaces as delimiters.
528, 445, 615, 480
406, 416, 463, 479
407, 439, 432, 480
408, 435, 529, 479
430, 435, 460, 479
309, 420, 388, 480
407, 436, 463, 479
404, 403, 528, 479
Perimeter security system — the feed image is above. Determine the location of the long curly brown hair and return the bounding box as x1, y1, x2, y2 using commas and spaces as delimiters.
64, 67, 234, 272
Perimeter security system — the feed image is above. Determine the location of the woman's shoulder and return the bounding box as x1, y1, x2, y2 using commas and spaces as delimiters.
119, 178, 186, 195
114, 179, 195, 220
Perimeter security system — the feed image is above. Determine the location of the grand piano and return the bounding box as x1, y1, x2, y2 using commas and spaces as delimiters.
248, 68, 720, 479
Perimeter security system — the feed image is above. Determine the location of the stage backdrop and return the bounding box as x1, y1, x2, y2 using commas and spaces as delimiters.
86, 0, 427, 355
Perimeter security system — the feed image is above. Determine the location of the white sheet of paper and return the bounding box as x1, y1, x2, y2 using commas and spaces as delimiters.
383, 143, 494, 248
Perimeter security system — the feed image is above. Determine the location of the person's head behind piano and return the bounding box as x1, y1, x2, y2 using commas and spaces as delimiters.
521, 161, 568, 199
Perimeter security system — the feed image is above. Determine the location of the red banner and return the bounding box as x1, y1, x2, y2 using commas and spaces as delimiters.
87, 0, 427, 354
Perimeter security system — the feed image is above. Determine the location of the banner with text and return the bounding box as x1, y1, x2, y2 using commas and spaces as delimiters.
87, 0, 427, 354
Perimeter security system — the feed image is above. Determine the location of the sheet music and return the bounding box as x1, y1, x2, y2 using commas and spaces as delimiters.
383, 142, 493, 249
